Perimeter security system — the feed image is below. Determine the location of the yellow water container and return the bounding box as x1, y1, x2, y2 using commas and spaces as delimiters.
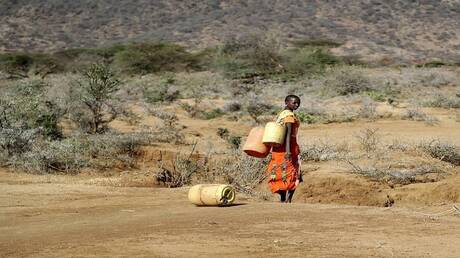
243, 127, 270, 158
188, 184, 236, 206
262, 122, 286, 146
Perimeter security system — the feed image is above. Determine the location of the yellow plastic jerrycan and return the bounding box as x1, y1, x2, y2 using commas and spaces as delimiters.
262, 122, 286, 146
188, 184, 236, 206
243, 127, 270, 158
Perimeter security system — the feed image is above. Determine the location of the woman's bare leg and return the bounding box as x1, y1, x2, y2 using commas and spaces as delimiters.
286, 190, 295, 203
278, 190, 287, 202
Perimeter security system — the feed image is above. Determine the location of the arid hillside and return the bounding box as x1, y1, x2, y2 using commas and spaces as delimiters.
1, 0, 460, 63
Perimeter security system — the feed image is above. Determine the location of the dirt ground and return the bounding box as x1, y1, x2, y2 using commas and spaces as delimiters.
1, 171, 460, 258
1, 100, 460, 257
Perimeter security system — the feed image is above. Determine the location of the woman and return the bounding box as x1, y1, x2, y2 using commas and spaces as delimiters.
267, 95, 302, 203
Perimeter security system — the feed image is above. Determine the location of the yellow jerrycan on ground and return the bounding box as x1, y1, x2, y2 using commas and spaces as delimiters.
262, 122, 286, 146
188, 184, 236, 206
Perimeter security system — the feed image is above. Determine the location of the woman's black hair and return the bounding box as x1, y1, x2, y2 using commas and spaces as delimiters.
285, 95, 300, 103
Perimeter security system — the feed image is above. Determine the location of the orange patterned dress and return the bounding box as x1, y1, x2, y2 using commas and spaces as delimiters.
267, 110, 301, 193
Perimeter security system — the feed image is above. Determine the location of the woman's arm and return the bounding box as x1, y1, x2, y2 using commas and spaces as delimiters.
285, 123, 292, 159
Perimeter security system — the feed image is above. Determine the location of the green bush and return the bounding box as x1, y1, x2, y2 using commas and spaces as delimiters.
217, 127, 230, 139
296, 111, 319, 124
52, 45, 127, 71
48, 43, 202, 75
362, 81, 401, 102
143, 75, 180, 104
0, 53, 34, 78
363, 91, 389, 102
30, 54, 61, 76
113, 42, 200, 75
0, 53, 61, 78
227, 135, 242, 149
201, 108, 224, 120
213, 34, 283, 78
54, 45, 125, 61
212, 55, 255, 79
283, 48, 340, 75
0, 80, 64, 140
0, 80, 65, 164
143, 83, 180, 103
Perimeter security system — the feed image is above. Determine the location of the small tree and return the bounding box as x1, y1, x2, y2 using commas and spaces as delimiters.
72, 63, 121, 134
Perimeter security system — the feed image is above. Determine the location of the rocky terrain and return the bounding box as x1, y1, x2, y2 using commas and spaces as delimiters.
1, 0, 460, 63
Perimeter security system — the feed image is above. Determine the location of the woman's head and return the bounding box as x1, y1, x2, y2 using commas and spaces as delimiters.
285, 95, 301, 111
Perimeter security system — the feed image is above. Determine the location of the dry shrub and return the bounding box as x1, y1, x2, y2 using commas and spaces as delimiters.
0, 128, 41, 161
13, 137, 89, 173
402, 108, 439, 125
223, 100, 242, 112
423, 94, 460, 109
209, 151, 269, 195
346, 161, 444, 185
154, 153, 202, 188
180, 102, 200, 118
343, 132, 450, 185
147, 107, 185, 144
246, 97, 274, 123
229, 81, 259, 97
385, 68, 459, 89
300, 140, 348, 162
419, 140, 460, 166
357, 98, 378, 120
418, 71, 455, 87
386, 139, 412, 152
320, 67, 374, 96
216, 128, 242, 149
10, 132, 155, 173
354, 128, 381, 153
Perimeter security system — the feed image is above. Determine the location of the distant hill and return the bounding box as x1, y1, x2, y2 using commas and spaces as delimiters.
1, 0, 460, 64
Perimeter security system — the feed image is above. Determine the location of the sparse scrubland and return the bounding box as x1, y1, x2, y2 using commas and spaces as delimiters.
2, 2, 460, 256
1, 34, 459, 208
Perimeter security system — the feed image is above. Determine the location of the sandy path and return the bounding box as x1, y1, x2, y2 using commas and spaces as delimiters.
1, 178, 459, 258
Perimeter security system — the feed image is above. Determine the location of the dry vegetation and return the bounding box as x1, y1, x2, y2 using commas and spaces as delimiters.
0, 30, 459, 207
